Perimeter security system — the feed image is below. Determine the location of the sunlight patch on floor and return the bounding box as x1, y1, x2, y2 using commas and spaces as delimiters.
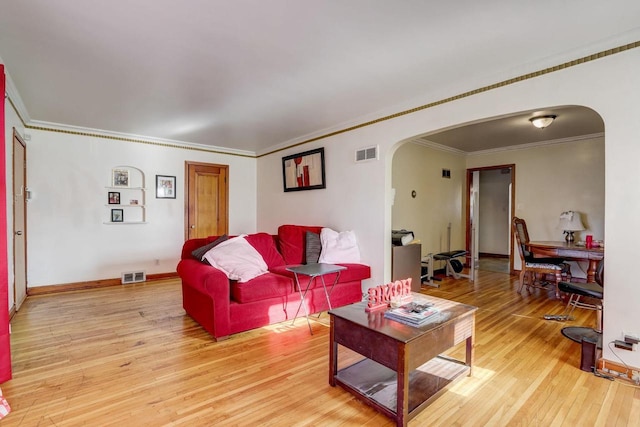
263, 313, 331, 334
447, 365, 496, 397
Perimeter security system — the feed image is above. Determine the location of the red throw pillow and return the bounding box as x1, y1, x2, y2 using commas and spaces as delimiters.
277, 225, 323, 265
245, 233, 286, 269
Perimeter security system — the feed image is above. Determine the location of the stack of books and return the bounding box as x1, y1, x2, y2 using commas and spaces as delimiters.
384, 302, 438, 327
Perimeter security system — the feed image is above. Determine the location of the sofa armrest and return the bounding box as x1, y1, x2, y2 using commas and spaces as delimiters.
181, 238, 209, 260
177, 258, 232, 339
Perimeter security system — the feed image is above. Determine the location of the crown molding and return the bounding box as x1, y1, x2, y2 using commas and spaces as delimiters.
260, 39, 638, 158
4, 36, 636, 158
410, 139, 468, 156
3, 67, 30, 125
467, 132, 604, 156
25, 119, 257, 158
413, 132, 604, 156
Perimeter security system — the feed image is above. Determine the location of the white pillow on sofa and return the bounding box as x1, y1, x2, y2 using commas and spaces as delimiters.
203, 235, 268, 282
318, 228, 361, 263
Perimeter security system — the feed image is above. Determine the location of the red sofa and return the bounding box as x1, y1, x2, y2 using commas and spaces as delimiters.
177, 225, 371, 340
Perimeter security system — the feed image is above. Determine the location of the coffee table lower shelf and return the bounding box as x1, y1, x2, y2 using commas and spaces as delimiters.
334, 355, 470, 420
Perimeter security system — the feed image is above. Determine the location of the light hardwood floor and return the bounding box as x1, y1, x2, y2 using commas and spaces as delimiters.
3, 271, 639, 426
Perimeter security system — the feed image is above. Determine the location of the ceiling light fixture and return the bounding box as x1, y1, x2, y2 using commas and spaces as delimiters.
529, 115, 557, 129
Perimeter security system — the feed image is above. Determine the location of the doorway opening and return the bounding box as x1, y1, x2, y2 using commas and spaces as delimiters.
466, 165, 515, 275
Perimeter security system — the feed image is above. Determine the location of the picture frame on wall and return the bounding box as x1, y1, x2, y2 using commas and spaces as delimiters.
111, 208, 124, 222
156, 175, 176, 199
108, 192, 120, 205
112, 168, 130, 187
282, 147, 326, 192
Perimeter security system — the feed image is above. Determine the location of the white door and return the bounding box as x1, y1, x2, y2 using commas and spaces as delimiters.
13, 130, 27, 310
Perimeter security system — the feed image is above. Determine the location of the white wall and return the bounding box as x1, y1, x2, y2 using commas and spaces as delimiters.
26, 129, 257, 287
469, 137, 605, 273
467, 137, 605, 265
391, 143, 466, 256
257, 48, 640, 367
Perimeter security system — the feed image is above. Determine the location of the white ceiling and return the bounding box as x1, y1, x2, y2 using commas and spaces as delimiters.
1, 1, 638, 155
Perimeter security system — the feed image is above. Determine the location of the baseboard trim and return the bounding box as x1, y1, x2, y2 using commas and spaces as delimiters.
27, 272, 179, 296
598, 358, 640, 382
479, 252, 509, 258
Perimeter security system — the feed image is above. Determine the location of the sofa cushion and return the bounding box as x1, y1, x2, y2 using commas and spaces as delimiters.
305, 231, 322, 264
191, 234, 229, 263
245, 233, 286, 269
203, 235, 268, 283
277, 225, 323, 265
231, 272, 295, 303
318, 228, 361, 263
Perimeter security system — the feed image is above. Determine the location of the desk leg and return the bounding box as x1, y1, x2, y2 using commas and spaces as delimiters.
329, 316, 337, 387
587, 260, 598, 283
397, 344, 409, 427
466, 315, 476, 376
292, 272, 313, 334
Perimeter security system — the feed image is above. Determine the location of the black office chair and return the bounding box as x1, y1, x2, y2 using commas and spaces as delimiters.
557, 259, 604, 331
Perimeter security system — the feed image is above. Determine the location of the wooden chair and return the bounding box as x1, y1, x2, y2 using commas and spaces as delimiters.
512, 217, 570, 297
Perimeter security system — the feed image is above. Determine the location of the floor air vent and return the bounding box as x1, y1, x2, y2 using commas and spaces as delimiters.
122, 271, 146, 284
355, 145, 378, 162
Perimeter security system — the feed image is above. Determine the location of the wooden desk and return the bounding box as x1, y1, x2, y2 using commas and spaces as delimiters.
527, 241, 604, 282
329, 294, 477, 426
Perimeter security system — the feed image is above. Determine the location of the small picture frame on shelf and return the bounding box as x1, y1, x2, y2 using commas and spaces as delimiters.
111, 209, 124, 223
112, 168, 130, 187
108, 192, 120, 205
156, 175, 176, 199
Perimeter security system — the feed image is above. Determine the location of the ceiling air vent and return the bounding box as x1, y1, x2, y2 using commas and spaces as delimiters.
122, 270, 146, 285
355, 145, 378, 163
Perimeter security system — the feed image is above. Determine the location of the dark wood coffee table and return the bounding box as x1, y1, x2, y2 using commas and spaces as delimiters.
329, 294, 477, 426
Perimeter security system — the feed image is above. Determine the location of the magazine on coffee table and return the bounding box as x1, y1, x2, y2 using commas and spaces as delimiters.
384, 301, 439, 327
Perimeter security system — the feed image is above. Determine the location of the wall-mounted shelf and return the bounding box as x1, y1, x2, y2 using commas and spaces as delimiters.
105, 166, 147, 224
106, 187, 147, 191
103, 221, 148, 225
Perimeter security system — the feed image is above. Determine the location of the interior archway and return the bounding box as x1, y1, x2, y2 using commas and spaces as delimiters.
391, 105, 604, 282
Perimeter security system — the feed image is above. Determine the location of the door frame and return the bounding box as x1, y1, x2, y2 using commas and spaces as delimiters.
184, 161, 229, 240
12, 128, 27, 310
465, 164, 516, 274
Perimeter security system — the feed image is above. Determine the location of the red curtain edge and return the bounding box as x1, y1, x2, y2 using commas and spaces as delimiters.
0, 64, 13, 383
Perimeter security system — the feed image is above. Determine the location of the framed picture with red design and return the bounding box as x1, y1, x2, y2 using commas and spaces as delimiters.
282, 147, 326, 192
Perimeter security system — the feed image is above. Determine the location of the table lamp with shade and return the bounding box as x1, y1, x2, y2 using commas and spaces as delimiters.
558, 211, 585, 243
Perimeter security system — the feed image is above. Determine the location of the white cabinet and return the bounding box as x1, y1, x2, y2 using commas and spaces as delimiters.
104, 166, 147, 224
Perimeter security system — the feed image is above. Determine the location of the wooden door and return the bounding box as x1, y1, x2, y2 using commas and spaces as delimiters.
13, 129, 27, 310
185, 162, 228, 240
